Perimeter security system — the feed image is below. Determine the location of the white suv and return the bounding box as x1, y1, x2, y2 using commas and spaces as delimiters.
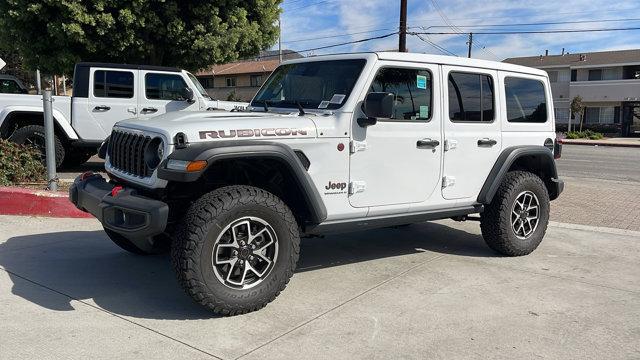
71, 52, 564, 316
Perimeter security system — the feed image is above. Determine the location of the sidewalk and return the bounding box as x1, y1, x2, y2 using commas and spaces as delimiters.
561, 137, 640, 147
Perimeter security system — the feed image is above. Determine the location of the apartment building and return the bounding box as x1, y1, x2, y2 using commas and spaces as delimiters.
504, 49, 640, 136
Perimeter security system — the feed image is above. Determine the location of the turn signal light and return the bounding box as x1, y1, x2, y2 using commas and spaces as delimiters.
186, 160, 207, 172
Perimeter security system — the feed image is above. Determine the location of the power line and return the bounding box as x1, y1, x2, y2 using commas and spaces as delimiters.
413, 33, 458, 56
282, 27, 397, 44
410, 17, 640, 31
410, 27, 640, 35
285, 0, 337, 12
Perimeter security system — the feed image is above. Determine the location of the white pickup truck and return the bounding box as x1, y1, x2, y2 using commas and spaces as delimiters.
0, 62, 247, 167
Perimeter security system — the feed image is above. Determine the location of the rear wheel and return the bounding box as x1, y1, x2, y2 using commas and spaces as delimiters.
171, 185, 300, 316
480, 171, 550, 256
9, 125, 65, 168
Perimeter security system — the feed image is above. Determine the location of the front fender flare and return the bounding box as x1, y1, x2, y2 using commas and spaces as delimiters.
157, 140, 327, 224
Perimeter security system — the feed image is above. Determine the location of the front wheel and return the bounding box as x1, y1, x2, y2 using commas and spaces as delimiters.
171, 185, 300, 316
480, 171, 550, 256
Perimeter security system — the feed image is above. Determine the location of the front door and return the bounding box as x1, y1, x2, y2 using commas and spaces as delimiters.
138, 70, 198, 118
349, 62, 442, 208
87, 68, 139, 137
441, 66, 501, 200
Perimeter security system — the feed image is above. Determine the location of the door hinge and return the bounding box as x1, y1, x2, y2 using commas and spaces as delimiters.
442, 176, 456, 188
444, 139, 458, 151
349, 180, 366, 195
350, 140, 368, 154
127, 107, 137, 115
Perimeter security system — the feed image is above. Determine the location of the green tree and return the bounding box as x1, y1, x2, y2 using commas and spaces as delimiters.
570, 95, 585, 132
0, 0, 281, 74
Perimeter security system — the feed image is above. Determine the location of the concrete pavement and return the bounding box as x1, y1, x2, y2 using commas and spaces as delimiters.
1, 215, 638, 359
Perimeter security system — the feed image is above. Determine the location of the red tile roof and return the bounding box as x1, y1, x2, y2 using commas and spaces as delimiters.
196, 59, 281, 76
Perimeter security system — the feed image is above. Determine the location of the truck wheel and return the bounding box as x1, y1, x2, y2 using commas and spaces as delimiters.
61, 150, 95, 168
9, 125, 65, 168
171, 185, 300, 316
480, 171, 550, 256
103, 228, 170, 255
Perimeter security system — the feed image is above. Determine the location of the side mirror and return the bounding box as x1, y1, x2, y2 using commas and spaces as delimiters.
358, 92, 394, 127
183, 87, 195, 103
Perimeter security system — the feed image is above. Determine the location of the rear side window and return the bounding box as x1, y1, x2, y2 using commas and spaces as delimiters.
369, 68, 432, 121
448, 72, 494, 122
145, 73, 188, 100
504, 77, 547, 123
93, 70, 134, 98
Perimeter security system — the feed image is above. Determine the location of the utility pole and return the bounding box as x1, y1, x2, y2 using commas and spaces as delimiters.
467, 32, 473, 58
399, 0, 407, 52
278, 16, 283, 63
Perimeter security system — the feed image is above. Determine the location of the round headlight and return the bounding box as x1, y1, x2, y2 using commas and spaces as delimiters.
144, 137, 164, 169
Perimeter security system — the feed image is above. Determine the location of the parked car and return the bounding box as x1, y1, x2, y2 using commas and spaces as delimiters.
71, 52, 563, 315
0, 63, 248, 167
0, 74, 28, 94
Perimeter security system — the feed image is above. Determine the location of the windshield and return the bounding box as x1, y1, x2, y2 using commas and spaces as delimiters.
187, 72, 211, 99
251, 59, 366, 110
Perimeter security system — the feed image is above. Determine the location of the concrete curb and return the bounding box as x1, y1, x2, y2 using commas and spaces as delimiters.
0, 187, 91, 218
560, 139, 640, 148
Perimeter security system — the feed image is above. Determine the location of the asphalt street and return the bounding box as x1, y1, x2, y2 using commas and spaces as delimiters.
556, 145, 640, 182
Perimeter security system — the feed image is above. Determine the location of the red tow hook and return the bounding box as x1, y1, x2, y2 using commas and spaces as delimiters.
111, 185, 124, 197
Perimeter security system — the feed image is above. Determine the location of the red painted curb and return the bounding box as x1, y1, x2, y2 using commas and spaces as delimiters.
0, 187, 92, 218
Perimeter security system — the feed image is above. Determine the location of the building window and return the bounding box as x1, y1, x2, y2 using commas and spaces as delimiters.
557, 70, 570, 82
547, 70, 558, 82
554, 108, 570, 124
250, 75, 263, 87
93, 70, 134, 98
226, 77, 237, 87
584, 106, 617, 124
198, 77, 214, 88
588, 69, 602, 81
504, 77, 547, 123
448, 72, 495, 122
571, 70, 577, 82
602, 68, 619, 80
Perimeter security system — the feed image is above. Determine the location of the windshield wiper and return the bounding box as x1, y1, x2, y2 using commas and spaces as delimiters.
262, 100, 269, 112
296, 101, 305, 116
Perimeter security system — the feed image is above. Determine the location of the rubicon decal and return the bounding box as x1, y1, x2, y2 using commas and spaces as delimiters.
199, 128, 309, 139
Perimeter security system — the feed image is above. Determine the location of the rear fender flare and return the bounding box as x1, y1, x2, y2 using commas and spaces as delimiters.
0, 106, 78, 140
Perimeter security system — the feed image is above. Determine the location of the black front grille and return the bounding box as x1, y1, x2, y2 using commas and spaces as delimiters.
108, 130, 152, 177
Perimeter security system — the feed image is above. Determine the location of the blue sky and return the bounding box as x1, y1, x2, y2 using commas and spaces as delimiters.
277, 0, 640, 60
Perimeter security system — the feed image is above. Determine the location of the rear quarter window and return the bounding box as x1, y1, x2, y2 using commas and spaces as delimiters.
504, 77, 548, 123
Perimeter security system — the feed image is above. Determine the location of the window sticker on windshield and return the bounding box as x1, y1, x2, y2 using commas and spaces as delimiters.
416, 75, 427, 89
318, 100, 330, 109
329, 94, 346, 104
420, 105, 429, 118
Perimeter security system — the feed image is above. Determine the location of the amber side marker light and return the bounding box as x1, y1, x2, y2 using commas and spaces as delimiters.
166, 159, 208, 172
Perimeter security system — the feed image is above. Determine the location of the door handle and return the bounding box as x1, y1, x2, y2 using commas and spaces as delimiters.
93, 105, 111, 112
141, 107, 158, 114
477, 138, 498, 147
416, 138, 440, 149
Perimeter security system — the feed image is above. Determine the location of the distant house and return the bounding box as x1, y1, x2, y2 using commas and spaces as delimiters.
504, 49, 640, 136
196, 50, 303, 102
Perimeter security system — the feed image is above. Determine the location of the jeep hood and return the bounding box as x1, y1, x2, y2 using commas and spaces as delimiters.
114, 111, 318, 144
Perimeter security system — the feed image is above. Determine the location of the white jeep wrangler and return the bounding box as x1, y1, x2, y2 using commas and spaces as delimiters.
70, 52, 564, 316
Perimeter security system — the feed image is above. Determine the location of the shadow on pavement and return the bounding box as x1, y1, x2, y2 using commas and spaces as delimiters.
0, 221, 496, 320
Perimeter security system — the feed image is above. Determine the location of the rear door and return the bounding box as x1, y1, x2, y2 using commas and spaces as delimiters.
441, 66, 501, 200
349, 62, 442, 208
138, 71, 198, 118
87, 68, 139, 137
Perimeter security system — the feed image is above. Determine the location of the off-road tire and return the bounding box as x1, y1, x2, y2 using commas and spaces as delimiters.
171, 185, 300, 316
9, 125, 65, 168
103, 228, 171, 255
61, 150, 95, 168
480, 171, 550, 256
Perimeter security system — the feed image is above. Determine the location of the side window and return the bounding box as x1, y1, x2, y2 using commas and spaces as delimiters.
145, 73, 188, 100
0, 79, 21, 93
448, 72, 494, 122
93, 70, 134, 98
504, 77, 547, 123
369, 67, 432, 121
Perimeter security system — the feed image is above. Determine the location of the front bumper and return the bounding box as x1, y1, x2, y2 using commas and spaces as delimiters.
69, 174, 169, 250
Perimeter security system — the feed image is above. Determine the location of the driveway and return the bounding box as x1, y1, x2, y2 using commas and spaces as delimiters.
1, 215, 638, 359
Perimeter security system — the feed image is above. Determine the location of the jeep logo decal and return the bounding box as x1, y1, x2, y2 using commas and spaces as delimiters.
199, 128, 309, 139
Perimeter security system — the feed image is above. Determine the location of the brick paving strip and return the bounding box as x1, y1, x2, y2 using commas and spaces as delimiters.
551, 176, 640, 232
561, 138, 640, 148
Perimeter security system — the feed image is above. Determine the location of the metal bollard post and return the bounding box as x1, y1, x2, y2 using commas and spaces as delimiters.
42, 90, 58, 191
